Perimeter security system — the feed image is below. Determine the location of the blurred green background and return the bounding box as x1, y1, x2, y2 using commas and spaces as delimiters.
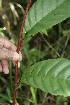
0, 0, 70, 105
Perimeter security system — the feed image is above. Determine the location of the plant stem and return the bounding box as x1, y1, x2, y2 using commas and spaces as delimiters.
13, 0, 32, 105
9, 61, 13, 94
30, 86, 37, 105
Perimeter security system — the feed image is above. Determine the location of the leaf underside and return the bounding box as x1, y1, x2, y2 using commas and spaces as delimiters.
23, 0, 70, 37
21, 58, 70, 97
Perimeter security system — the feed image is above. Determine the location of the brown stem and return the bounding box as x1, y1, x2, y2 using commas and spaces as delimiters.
13, 0, 32, 105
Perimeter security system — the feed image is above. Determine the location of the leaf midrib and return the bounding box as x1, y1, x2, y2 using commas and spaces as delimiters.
24, 0, 66, 34
23, 74, 70, 81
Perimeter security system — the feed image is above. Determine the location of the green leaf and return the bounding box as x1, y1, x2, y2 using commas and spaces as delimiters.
23, 0, 70, 37
21, 58, 70, 97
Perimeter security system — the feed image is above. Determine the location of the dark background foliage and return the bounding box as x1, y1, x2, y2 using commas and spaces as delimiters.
0, 0, 70, 105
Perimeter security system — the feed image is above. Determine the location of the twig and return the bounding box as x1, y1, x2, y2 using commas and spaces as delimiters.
42, 93, 47, 104
55, 29, 70, 58
61, 35, 69, 57
56, 29, 70, 45
13, 0, 32, 105
42, 35, 60, 57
